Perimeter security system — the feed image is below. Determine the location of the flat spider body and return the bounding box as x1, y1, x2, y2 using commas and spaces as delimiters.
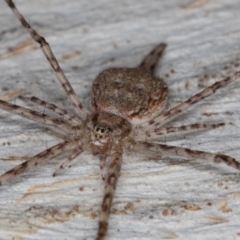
1, 1, 240, 240
91, 67, 168, 124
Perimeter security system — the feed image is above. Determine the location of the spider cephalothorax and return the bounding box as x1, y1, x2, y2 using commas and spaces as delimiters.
86, 112, 131, 153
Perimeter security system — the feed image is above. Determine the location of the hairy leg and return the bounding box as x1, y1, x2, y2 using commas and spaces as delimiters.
99, 153, 107, 182
53, 146, 84, 176
0, 140, 78, 185
136, 122, 225, 141
141, 71, 240, 130
0, 99, 72, 136
0, 89, 24, 101
97, 144, 123, 240
138, 43, 167, 75
131, 141, 240, 171
5, 0, 90, 119
20, 96, 82, 125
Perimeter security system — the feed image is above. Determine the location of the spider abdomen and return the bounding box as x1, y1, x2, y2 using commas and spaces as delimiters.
91, 68, 168, 125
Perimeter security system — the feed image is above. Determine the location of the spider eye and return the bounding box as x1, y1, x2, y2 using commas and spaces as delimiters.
93, 125, 111, 141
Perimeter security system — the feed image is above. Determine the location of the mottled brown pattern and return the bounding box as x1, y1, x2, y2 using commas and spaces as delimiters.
1, 1, 240, 240
91, 68, 168, 124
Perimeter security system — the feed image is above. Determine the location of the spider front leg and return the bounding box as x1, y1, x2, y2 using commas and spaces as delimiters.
97, 143, 123, 240
5, 0, 90, 119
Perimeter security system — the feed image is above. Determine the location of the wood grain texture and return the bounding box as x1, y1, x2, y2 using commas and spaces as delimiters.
0, 0, 240, 239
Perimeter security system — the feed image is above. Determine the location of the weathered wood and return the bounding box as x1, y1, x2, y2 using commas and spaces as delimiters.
0, 0, 240, 239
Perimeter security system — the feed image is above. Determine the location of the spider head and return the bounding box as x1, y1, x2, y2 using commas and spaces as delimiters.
92, 124, 111, 145
86, 112, 131, 151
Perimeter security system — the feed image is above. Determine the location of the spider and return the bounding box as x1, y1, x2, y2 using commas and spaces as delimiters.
0, 0, 240, 239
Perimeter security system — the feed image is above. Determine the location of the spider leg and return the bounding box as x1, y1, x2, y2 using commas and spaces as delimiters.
99, 153, 107, 182
1, 156, 32, 161
97, 144, 123, 240
132, 141, 240, 171
5, 0, 90, 120
142, 71, 240, 130
138, 43, 167, 75
0, 89, 24, 101
53, 146, 84, 176
136, 122, 225, 141
0, 140, 77, 185
0, 99, 72, 136
20, 96, 82, 126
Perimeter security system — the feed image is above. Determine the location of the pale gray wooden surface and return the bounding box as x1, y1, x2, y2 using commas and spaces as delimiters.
0, 0, 240, 239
